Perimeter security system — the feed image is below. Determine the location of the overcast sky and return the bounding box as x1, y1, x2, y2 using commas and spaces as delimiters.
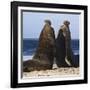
22, 11, 80, 39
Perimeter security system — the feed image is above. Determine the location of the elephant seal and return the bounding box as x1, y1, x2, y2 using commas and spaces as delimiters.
56, 20, 74, 67
56, 29, 68, 67
23, 20, 55, 72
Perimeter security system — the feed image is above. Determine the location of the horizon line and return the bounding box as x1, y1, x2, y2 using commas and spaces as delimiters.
23, 38, 79, 40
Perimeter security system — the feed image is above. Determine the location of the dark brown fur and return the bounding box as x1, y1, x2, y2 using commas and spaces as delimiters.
23, 24, 55, 72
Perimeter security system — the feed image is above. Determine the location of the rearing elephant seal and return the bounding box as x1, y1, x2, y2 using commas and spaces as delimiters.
23, 20, 55, 72
33, 20, 55, 68
56, 20, 74, 67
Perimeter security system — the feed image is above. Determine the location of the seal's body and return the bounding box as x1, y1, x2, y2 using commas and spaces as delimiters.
33, 22, 55, 68
56, 21, 73, 67
23, 20, 55, 72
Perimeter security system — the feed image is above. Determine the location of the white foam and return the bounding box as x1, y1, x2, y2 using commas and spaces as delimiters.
23, 55, 33, 61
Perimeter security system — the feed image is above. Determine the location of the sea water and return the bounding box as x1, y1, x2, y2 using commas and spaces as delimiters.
23, 39, 79, 61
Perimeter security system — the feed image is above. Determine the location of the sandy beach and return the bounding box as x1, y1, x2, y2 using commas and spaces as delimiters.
23, 58, 79, 78
23, 67, 79, 78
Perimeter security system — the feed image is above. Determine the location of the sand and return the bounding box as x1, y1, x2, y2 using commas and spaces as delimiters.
23, 59, 80, 79
23, 67, 79, 78
23, 60, 80, 78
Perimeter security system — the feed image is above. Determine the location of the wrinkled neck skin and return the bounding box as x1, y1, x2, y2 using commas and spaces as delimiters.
44, 23, 51, 27
65, 24, 70, 30
43, 24, 52, 31
60, 24, 71, 38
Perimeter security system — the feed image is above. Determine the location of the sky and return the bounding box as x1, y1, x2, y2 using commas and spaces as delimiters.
22, 11, 80, 39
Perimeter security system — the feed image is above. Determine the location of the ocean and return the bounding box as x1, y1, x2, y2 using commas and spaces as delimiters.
23, 39, 79, 61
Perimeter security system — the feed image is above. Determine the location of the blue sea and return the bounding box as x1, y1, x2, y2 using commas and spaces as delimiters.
23, 39, 79, 61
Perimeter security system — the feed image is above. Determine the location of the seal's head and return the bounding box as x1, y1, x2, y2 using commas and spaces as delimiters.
44, 20, 51, 26
63, 20, 70, 26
